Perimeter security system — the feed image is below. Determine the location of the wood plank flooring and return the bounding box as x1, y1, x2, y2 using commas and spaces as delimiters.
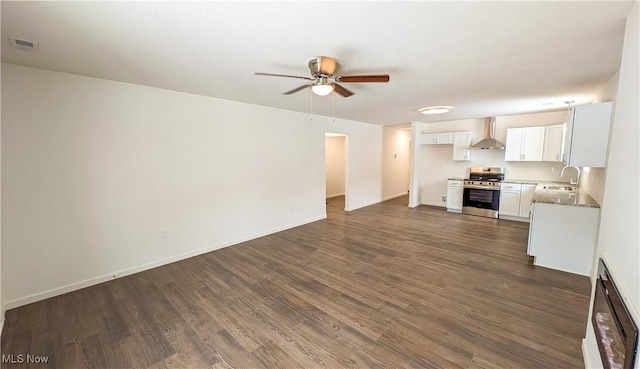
1, 196, 592, 369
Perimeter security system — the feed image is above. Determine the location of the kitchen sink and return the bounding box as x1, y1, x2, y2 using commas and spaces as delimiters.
542, 184, 575, 191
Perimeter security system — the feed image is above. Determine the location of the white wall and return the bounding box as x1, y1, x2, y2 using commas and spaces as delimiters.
1, 63, 384, 308
0, 52, 3, 332
325, 135, 345, 198
382, 126, 410, 201
416, 112, 575, 206
583, 3, 639, 368
324, 118, 382, 211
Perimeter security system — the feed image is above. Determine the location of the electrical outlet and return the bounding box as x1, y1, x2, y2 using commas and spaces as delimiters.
442, 196, 447, 202
161, 230, 168, 239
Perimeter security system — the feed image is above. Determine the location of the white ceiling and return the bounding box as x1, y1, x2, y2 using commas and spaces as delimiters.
1, 1, 634, 125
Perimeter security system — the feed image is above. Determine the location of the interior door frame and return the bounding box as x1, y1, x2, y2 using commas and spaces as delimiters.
324, 132, 349, 212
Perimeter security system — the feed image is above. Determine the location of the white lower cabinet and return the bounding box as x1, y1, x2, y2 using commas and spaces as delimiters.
446, 180, 464, 213
518, 184, 536, 218
527, 202, 599, 276
499, 182, 537, 221
499, 183, 521, 217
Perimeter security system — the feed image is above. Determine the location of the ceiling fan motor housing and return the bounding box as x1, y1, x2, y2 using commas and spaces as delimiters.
308, 56, 337, 77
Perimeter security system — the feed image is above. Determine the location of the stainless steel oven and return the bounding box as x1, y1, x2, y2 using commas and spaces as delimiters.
462, 167, 505, 218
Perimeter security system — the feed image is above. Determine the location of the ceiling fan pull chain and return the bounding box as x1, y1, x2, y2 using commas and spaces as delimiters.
310, 87, 314, 122
332, 89, 335, 122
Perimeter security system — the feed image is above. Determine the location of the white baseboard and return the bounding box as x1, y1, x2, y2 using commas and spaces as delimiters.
4, 214, 326, 310
498, 214, 530, 223
582, 339, 592, 369
421, 201, 446, 208
381, 192, 409, 202
582, 323, 604, 369
345, 199, 382, 212
326, 192, 345, 199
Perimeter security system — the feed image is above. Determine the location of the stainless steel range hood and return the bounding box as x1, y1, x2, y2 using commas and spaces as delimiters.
469, 117, 505, 150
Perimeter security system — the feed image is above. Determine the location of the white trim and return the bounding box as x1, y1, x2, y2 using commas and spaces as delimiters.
582, 338, 593, 369
326, 192, 345, 199
421, 201, 446, 208
381, 192, 409, 202
498, 214, 530, 223
345, 199, 381, 212
4, 215, 326, 310
582, 323, 604, 369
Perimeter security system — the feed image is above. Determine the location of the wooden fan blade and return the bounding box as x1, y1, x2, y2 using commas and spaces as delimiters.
337, 75, 390, 83
333, 83, 354, 97
283, 84, 310, 95
255, 72, 313, 81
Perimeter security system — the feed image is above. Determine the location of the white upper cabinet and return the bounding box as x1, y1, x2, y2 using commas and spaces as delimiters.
421, 133, 439, 145
563, 102, 613, 168
505, 126, 544, 161
437, 132, 453, 144
421, 132, 453, 145
452, 131, 473, 161
542, 124, 565, 162
505, 129, 524, 161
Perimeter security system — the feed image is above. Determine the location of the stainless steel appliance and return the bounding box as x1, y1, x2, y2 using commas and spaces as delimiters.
462, 167, 505, 218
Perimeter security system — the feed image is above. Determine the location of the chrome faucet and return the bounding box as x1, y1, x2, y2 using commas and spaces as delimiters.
560, 166, 581, 189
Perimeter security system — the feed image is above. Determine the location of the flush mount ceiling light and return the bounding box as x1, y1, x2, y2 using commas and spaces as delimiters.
418, 106, 453, 115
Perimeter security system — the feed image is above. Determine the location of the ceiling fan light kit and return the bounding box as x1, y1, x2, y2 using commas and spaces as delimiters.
311, 83, 335, 96
255, 56, 390, 98
418, 106, 453, 115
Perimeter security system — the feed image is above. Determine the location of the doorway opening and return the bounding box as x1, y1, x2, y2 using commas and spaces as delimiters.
325, 132, 348, 216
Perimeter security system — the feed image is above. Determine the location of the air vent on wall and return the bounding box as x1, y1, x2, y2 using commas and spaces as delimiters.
9, 36, 39, 51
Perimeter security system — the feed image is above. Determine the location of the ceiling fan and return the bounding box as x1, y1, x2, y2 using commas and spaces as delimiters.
255, 56, 390, 97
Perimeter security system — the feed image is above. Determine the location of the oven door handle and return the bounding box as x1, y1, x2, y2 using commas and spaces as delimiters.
463, 185, 500, 190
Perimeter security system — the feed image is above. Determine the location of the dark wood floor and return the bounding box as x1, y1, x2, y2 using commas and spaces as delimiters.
1, 195, 591, 369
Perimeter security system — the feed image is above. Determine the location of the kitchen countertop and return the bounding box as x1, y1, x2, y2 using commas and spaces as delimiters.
532, 183, 600, 208
447, 177, 467, 181
501, 179, 539, 185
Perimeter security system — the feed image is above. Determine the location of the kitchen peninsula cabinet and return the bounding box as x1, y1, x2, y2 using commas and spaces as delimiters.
528, 195, 600, 276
